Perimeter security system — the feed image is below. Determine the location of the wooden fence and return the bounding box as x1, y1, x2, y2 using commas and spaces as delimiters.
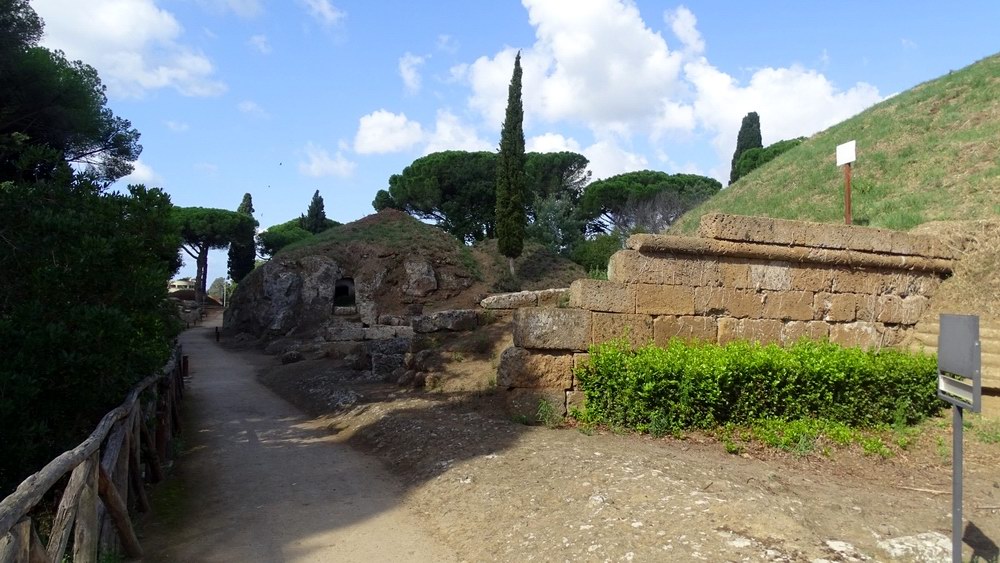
0, 346, 187, 562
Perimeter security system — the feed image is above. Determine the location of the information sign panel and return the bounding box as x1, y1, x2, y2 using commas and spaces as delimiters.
937, 314, 981, 412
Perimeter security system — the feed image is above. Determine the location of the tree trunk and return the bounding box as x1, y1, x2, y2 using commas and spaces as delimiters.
195, 243, 209, 306
508, 256, 516, 277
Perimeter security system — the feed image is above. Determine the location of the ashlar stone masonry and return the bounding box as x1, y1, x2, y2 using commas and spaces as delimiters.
499, 214, 955, 418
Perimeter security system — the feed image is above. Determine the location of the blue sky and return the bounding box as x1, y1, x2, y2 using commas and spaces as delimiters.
30, 0, 1000, 283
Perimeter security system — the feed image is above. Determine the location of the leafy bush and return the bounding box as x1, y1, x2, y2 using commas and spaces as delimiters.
570, 233, 624, 272
732, 138, 804, 182
574, 339, 939, 434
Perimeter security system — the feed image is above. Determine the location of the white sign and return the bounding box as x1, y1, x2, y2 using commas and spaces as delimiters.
836, 140, 856, 166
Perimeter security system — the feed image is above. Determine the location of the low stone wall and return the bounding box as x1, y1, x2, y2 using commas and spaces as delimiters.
499, 214, 955, 418
480, 288, 568, 310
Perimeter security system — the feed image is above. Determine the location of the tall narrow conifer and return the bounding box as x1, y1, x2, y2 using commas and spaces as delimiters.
729, 111, 763, 185
496, 51, 526, 276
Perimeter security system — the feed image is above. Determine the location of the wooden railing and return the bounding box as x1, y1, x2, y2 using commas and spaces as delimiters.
0, 346, 187, 562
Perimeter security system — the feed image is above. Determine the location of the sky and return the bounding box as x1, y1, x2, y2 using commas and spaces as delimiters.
29, 0, 1000, 283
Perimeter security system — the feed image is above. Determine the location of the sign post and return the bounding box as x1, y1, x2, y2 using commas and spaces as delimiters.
937, 314, 982, 563
836, 141, 856, 225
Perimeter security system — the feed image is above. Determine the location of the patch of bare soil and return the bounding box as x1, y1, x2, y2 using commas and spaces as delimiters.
239, 323, 1000, 563
911, 219, 1000, 318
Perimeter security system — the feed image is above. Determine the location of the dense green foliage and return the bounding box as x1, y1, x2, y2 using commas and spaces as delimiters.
578, 171, 721, 234
0, 1, 140, 185
257, 216, 340, 258
0, 2, 184, 494
674, 54, 1000, 233
570, 233, 626, 272
301, 189, 327, 234
733, 138, 804, 181
575, 339, 939, 435
495, 52, 527, 267
227, 193, 257, 282
729, 111, 762, 185
373, 150, 589, 245
0, 174, 181, 495
173, 207, 255, 303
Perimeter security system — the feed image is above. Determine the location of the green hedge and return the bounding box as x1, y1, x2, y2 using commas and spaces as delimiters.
575, 339, 940, 433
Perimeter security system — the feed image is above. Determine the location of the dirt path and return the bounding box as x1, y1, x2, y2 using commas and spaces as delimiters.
139, 316, 457, 562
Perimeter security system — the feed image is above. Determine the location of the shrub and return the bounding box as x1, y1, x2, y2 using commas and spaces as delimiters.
574, 339, 939, 434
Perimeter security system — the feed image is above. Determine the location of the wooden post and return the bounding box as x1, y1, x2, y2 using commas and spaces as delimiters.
98, 467, 143, 559
46, 460, 91, 561
72, 456, 99, 563
0, 518, 30, 563
844, 162, 852, 225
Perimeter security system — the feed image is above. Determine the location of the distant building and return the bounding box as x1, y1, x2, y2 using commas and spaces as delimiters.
168, 278, 195, 292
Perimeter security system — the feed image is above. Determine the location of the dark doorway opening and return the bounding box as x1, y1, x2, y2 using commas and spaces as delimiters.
334, 278, 355, 306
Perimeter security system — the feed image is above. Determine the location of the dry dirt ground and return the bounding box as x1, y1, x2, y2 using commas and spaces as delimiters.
236, 320, 1000, 563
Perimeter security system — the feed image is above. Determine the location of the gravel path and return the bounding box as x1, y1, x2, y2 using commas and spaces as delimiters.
139, 318, 456, 562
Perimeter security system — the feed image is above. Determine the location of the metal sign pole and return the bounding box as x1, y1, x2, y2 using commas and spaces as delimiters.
936, 313, 982, 563
844, 162, 852, 225
952, 404, 963, 563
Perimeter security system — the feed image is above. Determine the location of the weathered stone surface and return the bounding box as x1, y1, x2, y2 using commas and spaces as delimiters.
566, 390, 586, 414
412, 310, 479, 333
505, 388, 566, 420
332, 306, 357, 316
761, 291, 814, 321
569, 279, 635, 313
404, 349, 440, 372
829, 321, 879, 349
537, 288, 568, 307
718, 317, 782, 345
403, 257, 438, 297
608, 251, 713, 286
592, 313, 653, 348
720, 260, 751, 288
653, 316, 718, 345
697, 213, 954, 259
635, 284, 695, 315
694, 287, 764, 318
513, 308, 592, 351
749, 262, 792, 291
363, 325, 398, 340
814, 292, 858, 322
830, 267, 883, 294
377, 314, 409, 326
497, 347, 573, 389
324, 320, 365, 342
780, 320, 830, 344
324, 341, 365, 360
480, 291, 538, 309
789, 265, 834, 292
371, 353, 406, 382
367, 337, 411, 356
876, 295, 928, 325
280, 350, 303, 364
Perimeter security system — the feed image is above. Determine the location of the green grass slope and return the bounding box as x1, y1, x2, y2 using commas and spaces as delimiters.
673, 53, 1000, 233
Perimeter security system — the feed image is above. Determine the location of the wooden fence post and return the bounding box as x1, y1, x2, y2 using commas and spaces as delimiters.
72, 455, 99, 563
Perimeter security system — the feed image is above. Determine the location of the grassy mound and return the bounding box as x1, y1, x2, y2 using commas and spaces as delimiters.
673, 53, 1000, 233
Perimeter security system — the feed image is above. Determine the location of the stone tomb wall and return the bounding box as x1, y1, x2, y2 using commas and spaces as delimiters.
498, 214, 955, 418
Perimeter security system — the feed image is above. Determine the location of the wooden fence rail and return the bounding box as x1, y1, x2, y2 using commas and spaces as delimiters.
0, 346, 187, 563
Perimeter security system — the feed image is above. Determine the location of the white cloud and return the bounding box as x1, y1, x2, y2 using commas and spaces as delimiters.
33, 0, 225, 98
198, 0, 262, 18
399, 53, 427, 95
248, 34, 272, 54
447, 0, 882, 182
437, 34, 459, 53
684, 59, 882, 162
583, 140, 648, 180
300, 0, 345, 26
423, 111, 492, 154
120, 160, 162, 186
299, 142, 356, 178
901, 38, 918, 50
665, 6, 704, 55
354, 110, 424, 154
237, 100, 269, 118
165, 120, 190, 132
526, 133, 581, 153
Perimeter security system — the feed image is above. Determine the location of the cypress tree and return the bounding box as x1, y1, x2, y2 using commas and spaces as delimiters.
301, 189, 327, 234
495, 51, 526, 276
227, 192, 257, 282
729, 111, 762, 185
